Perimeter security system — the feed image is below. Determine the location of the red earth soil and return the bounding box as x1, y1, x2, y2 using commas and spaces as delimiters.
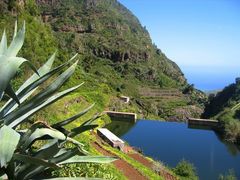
92, 142, 148, 180
129, 153, 177, 180
92, 131, 177, 180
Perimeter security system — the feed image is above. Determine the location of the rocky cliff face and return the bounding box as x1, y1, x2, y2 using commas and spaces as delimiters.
36, 0, 187, 85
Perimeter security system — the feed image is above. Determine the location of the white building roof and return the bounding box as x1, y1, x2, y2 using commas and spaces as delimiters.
98, 128, 124, 144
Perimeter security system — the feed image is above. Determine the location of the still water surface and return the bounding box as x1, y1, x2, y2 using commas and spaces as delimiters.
105, 120, 240, 180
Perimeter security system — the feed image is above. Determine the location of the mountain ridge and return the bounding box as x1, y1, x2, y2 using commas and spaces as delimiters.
0, 0, 206, 120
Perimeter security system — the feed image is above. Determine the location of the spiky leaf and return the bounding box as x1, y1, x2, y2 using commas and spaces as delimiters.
0, 54, 77, 118
0, 30, 7, 55
13, 153, 59, 168
52, 103, 95, 128
58, 155, 117, 165
5, 22, 25, 57
7, 84, 83, 128
0, 126, 20, 168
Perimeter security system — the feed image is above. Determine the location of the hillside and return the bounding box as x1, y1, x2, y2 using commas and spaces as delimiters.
36, 0, 206, 120
203, 78, 240, 144
37, 0, 186, 84
0, 0, 206, 120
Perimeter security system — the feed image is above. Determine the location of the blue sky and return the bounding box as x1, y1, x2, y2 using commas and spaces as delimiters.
118, 0, 240, 91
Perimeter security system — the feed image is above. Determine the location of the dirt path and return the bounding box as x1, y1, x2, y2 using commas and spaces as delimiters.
129, 153, 177, 180
92, 142, 147, 180
92, 131, 176, 180
92, 142, 148, 180
129, 153, 153, 168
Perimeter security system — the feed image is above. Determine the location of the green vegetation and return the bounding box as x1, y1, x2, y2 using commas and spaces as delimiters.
102, 143, 164, 180
173, 159, 198, 180
51, 162, 126, 180
0, 22, 116, 179
0, 0, 206, 120
0, 0, 209, 125
219, 169, 237, 180
203, 79, 240, 144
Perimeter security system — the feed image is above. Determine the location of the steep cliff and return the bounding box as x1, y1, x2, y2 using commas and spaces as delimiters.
36, 0, 187, 86
203, 78, 240, 143
0, 0, 206, 119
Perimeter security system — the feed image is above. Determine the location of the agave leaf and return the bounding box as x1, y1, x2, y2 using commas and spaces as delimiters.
0, 125, 20, 168
1, 52, 56, 116
19, 148, 80, 180
51, 148, 80, 164
21, 127, 83, 151
13, 21, 17, 40
3, 61, 80, 126
24, 60, 39, 76
0, 56, 38, 101
53, 147, 88, 160
7, 84, 83, 128
22, 128, 66, 149
18, 166, 46, 180
53, 126, 70, 136
13, 153, 59, 168
6, 21, 25, 57
81, 113, 101, 126
0, 54, 77, 118
17, 52, 56, 94
53, 148, 69, 158
0, 168, 5, 177
66, 136, 85, 147
18, 122, 50, 151
1, 89, 35, 117
15, 140, 60, 177
52, 103, 95, 128
69, 124, 98, 138
34, 141, 60, 160
5, 160, 15, 180
36, 139, 59, 155
42, 178, 101, 180
0, 56, 26, 100
67, 113, 101, 138
58, 155, 117, 165
5, 84, 20, 105
0, 30, 7, 55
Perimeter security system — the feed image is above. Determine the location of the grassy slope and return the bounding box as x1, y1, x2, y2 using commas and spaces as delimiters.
203, 81, 240, 143
36, 0, 206, 120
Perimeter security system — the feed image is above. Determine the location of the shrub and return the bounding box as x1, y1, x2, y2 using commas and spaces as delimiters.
224, 120, 240, 143
173, 159, 198, 180
218, 169, 237, 180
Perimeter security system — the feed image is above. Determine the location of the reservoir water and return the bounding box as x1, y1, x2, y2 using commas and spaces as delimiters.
105, 120, 240, 180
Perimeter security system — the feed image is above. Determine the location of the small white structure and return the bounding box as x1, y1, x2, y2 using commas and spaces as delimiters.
120, 95, 130, 103
97, 128, 125, 150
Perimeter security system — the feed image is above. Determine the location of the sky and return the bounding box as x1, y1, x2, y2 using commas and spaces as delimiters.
118, 0, 240, 91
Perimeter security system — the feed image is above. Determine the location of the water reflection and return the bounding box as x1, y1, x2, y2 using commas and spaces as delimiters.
189, 124, 240, 156
104, 120, 135, 137
107, 120, 240, 179
214, 132, 240, 156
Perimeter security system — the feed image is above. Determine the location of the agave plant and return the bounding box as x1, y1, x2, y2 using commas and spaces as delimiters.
0, 22, 116, 180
